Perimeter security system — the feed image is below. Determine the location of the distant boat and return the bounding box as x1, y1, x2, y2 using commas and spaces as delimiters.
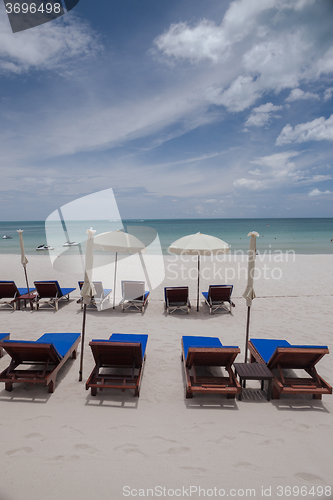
2, 235, 12, 239
36, 244, 54, 251
63, 241, 79, 247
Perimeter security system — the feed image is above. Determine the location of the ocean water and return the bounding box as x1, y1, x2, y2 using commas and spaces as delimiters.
0, 218, 332, 255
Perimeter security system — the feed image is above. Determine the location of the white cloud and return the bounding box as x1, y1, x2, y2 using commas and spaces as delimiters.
308, 188, 331, 197
0, 11, 101, 74
285, 88, 320, 102
276, 114, 333, 145
245, 102, 283, 127
324, 87, 333, 101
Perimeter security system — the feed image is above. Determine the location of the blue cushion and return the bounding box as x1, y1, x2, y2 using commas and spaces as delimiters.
0, 333, 10, 342
109, 333, 148, 359
60, 287, 76, 297
202, 292, 209, 300
17, 287, 36, 295
36, 333, 80, 358
251, 339, 291, 363
182, 336, 222, 360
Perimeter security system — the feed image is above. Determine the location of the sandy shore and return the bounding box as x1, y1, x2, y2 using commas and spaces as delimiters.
0, 253, 332, 500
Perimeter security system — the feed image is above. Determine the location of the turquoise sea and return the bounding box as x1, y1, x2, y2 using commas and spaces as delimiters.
0, 219, 332, 255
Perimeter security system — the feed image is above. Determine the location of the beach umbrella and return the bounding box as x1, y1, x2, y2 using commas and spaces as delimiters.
168, 232, 230, 311
79, 228, 97, 382
242, 231, 259, 363
17, 229, 30, 292
93, 230, 146, 309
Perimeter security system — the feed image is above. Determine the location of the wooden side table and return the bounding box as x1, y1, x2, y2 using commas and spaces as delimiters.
234, 362, 274, 401
14, 293, 37, 311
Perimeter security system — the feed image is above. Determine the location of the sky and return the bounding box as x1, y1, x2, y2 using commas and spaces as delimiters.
0, 0, 333, 220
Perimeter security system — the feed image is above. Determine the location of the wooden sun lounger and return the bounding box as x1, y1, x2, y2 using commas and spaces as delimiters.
181, 336, 241, 398
165, 287, 191, 314
86, 333, 148, 397
0, 333, 81, 393
202, 285, 235, 314
34, 281, 76, 311
0, 333, 10, 357
248, 339, 332, 400
0, 281, 33, 310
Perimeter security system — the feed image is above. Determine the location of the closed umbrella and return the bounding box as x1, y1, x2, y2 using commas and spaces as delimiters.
93, 230, 146, 309
17, 229, 30, 292
79, 228, 96, 382
242, 231, 259, 362
169, 232, 230, 311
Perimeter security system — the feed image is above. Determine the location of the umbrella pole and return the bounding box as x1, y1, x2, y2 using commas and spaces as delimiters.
23, 266, 30, 293
244, 306, 251, 363
79, 304, 87, 381
113, 252, 117, 309
197, 256, 200, 312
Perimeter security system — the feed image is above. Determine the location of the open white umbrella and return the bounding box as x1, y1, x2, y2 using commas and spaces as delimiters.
93, 230, 146, 308
242, 231, 259, 362
168, 232, 230, 311
17, 229, 30, 292
79, 228, 96, 382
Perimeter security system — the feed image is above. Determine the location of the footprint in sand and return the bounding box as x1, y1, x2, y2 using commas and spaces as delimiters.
74, 444, 100, 454
25, 433, 45, 441
5, 447, 33, 456
209, 435, 237, 444
294, 472, 326, 484
233, 462, 261, 472
181, 466, 208, 475
258, 438, 285, 446
113, 443, 147, 457
159, 447, 190, 455
50, 455, 80, 463
152, 436, 178, 444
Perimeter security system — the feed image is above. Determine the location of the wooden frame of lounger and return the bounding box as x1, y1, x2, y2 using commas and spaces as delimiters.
86, 341, 146, 397
34, 282, 73, 311
203, 285, 235, 314
181, 340, 241, 398
0, 337, 80, 393
0, 282, 23, 310
0, 334, 10, 357
165, 287, 191, 314
248, 341, 332, 400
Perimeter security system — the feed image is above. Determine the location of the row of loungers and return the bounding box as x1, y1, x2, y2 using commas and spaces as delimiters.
0, 281, 234, 314
0, 333, 331, 400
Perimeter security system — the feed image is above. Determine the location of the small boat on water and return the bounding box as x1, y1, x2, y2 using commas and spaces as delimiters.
63, 241, 79, 247
2, 235, 12, 239
36, 244, 54, 251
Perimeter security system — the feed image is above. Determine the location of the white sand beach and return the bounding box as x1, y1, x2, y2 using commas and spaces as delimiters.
0, 253, 332, 500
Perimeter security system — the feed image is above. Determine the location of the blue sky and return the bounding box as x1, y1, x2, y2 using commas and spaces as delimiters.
1, 0, 333, 220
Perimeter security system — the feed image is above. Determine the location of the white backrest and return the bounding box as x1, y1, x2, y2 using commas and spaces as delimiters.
122, 281, 145, 301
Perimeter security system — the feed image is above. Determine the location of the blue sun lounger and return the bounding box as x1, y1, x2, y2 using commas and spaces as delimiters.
202, 285, 235, 314
248, 338, 332, 399
0, 281, 35, 310
0, 332, 81, 393
86, 333, 148, 397
34, 280, 76, 311
181, 336, 241, 398
0, 333, 10, 357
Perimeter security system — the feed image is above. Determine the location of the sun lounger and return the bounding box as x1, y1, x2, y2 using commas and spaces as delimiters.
181, 336, 241, 398
202, 285, 235, 314
0, 333, 10, 357
86, 333, 148, 397
248, 338, 332, 400
0, 332, 81, 393
120, 281, 149, 313
164, 286, 191, 314
77, 281, 112, 311
0, 281, 35, 310
34, 281, 76, 311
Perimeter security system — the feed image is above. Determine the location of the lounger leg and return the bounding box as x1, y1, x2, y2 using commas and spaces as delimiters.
72, 349, 77, 359
91, 387, 97, 396
186, 390, 193, 399
272, 385, 280, 399
5, 382, 13, 392
313, 394, 322, 400
48, 381, 55, 393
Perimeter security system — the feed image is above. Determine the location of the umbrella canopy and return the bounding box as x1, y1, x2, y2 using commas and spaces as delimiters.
242, 231, 259, 362
93, 230, 146, 308
17, 229, 30, 292
168, 232, 230, 311
79, 228, 96, 382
